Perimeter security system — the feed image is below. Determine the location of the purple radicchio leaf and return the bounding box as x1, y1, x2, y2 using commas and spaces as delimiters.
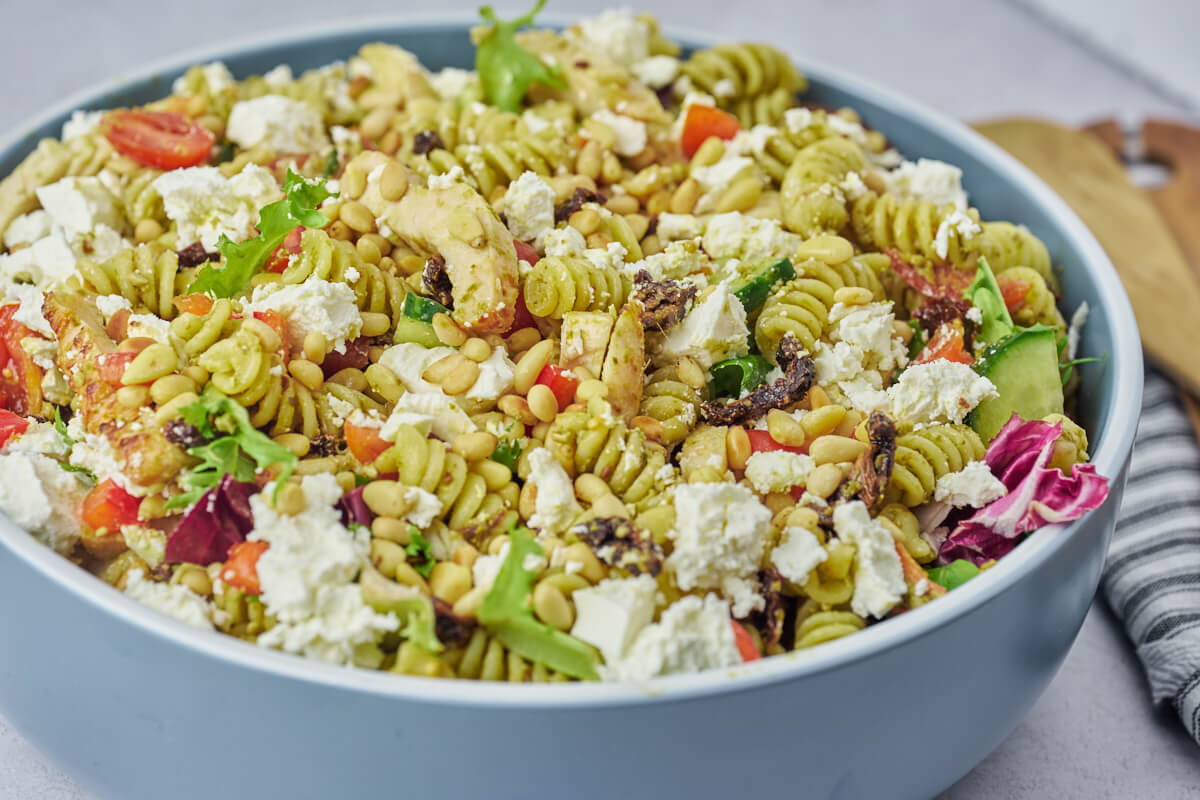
337, 486, 374, 528
164, 475, 259, 565
938, 414, 1110, 565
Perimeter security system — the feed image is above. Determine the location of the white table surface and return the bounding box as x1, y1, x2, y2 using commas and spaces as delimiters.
3, 1, 1200, 797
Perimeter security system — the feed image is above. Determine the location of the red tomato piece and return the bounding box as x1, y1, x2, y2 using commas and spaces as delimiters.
345, 416, 391, 464
513, 239, 539, 266
0, 408, 29, 448
102, 110, 215, 170
251, 310, 290, 354
321, 336, 371, 377
0, 305, 42, 415
680, 104, 742, 159
221, 540, 270, 595
998, 275, 1033, 311
915, 323, 973, 365
535, 364, 580, 411
731, 619, 761, 662
97, 352, 139, 385
173, 293, 214, 316
264, 226, 306, 273
507, 291, 537, 334
81, 479, 141, 532
746, 429, 805, 455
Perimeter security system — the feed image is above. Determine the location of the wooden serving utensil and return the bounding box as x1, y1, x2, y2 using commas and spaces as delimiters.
973, 117, 1200, 439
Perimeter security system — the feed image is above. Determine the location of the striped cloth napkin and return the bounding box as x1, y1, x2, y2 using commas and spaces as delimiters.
1102, 368, 1200, 744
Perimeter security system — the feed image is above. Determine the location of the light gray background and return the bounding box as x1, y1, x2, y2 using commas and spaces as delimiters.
2, 1, 1199, 797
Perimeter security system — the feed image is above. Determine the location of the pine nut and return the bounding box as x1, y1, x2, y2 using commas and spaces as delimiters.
561, 542, 607, 583
176, 565, 212, 597
806, 463, 845, 498
568, 207, 601, 236
574, 473, 612, 503
834, 286, 874, 306
726, 426, 752, 471
328, 220, 352, 241
355, 236, 382, 265
371, 516, 411, 543
453, 431, 498, 461
519, 480, 538, 520
379, 162, 409, 201
121, 344, 178, 385
767, 409, 807, 447
498, 394, 538, 426
116, 385, 149, 409
272, 433, 311, 458
527, 384, 559, 422
270, 482, 309, 515
432, 313, 467, 347
631, 415, 665, 444
575, 378, 607, 402
786, 507, 822, 533
440, 358, 480, 395
676, 356, 706, 389
134, 219, 163, 244
422, 353, 460, 384
360, 312, 390, 337
327, 368, 367, 391
624, 213, 649, 241
808, 385, 832, 409
514, 339, 555, 394
362, 480, 415, 518
801, 405, 846, 439
461, 337, 492, 362
392, 562, 431, 594
809, 435, 868, 465
181, 365, 209, 386
452, 543, 479, 570
605, 194, 638, 215
452, 586, 486, 618
716, 175, 762, 214
506, 326, 541, 354
532, 582, 574, 630
302, 331, 328, 364
590, 494, 630, 519
892, 319, 915, 344
429, 562, 471, 604
471, 459, 511, 490
339, 200, 376, 233
835, 409, 865, 439
669, 178, 701, 214
288, 359, 324, 391
149, 374, 195, 405
341, 165, 368, 199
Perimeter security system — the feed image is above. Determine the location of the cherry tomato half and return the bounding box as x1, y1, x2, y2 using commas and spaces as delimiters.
103, 110, 215, 170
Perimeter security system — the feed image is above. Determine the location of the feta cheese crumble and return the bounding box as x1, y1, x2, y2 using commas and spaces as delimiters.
772, 525, 829, 585
35, 176, 124, 239
832, 500, 905, 618
666, 482, 773, 617
932, 208, 982, 259
884, 158, 969, 210
603, 594, 742, 680
525, 447, 583, 535
226, 95, 331, 154
124, 568, 215, 630
0, 451, 88, 554
153, 164, 281, 250
591, 110, 648, 157
503, 171, 556, 245
242, 277, 362, 354
570, 574, 659, 665
934, 460, 1007, 508
744, 450, 815, 494
887, 360, 998, 428
571, 8, 651, 67
702, 212, 802, 264
652, 282, 749, 369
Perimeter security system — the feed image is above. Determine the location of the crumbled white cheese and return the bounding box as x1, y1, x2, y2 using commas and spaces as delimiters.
402, 487, 444, 528
124, 569, 215, 630
3, 210, 51, 248
427, 165, 467, 189
35, 176, 124, 239
121, 524, 167, 568
603, 594, 742, 680
95, 293, 132, 319
428, 67, 477, 100
504, 171, 556, 245
966, 305, 983, 325
712, 78, 736, 98
472, 541, 509, 593
652, 281, 749, 369
935, 460, 1007, 508
771, 525, 828, 585
632, 55, 679, 87
325, 395, 357, 430
262, 64, 294, 88
743, 450, 815, 494
127, 313, 172, 346
691, 156, 756, 214
7, 283, 53, 338
702, 212, 801, 263
1067, 301, 1089, 361
0, 451, 88, 554
68, 423, 143, 496
839, 171, 869, 200
932, 208, 982, 259
887, 360, 998, 428
60, 110, 105, 142
832, 500, 905, 618
812, 301, 907, 413
227, 95, 331, 154
541, 225, 588, 258
250, 474, 399, 665
381, 392, 476, 441
2, 421, 69, 459
526, 447, 582, 535
466, 346, 516, 403
571, 8, 651, 67
783, 107, 814, 134
655, 213, 703, 242
173, 61, 235, 95
666, 482, 772, 617
153, 164, 281, 249
0, 231, 77, 289
242, 277, 362, 354
591, 110, 647, 157
885, 158, 969, 211
630, 239, 710, 283
570, 574, 658, 664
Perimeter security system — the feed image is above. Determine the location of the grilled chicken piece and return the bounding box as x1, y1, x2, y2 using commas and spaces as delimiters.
349, 151, 519, 334
600, 302, 645, 420
44, 291, 189, 493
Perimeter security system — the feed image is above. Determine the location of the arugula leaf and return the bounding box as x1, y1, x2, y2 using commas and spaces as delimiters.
475, 0, 565, 112
708, 355, 772, 398
489, 438, 522, 471
165, 385, 297, 510
405, 527, 436, 579
59, 462, 97, 482
925, 559, 980, 592
187, 170, 335, 298
478, 526, 599, 680
964, 257, 1015, 347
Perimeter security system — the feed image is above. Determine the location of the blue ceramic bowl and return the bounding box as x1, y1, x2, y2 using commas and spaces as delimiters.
0, 17, 1142, 800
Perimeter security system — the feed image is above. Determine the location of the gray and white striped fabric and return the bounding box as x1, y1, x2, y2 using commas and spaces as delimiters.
1102, 368, 1200, 744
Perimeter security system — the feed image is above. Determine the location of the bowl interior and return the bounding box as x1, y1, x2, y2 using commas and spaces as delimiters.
0, 18, 1142, 706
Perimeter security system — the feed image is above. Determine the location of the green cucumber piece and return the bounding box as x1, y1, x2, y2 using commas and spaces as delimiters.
392, 317, 441, 348
926, 559, 980, 591
733, 258, 795, 313
969, 324, 1064, 441
709, 355, 772, 398
401, 292, 450, 324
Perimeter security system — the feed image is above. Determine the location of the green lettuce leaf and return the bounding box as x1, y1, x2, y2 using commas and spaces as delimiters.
925, 559, 980, 591
475, 0, 565, 113
964, 257, 1015, 347
489, 438, 522, 471
187, 170, 335, 298
405, 527, 436, 579
708, 355, 772, 398
478, 526, 600, 680
165, 385, 297, 510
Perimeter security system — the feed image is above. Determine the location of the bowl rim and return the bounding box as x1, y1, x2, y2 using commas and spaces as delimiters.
0, 13, 1143, 709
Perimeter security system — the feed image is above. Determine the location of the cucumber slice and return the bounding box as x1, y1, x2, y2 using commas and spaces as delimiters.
401, 292, 450, 323
392, 317, 441, 348
732, 258, 795, 313
969, 325, 1064, 441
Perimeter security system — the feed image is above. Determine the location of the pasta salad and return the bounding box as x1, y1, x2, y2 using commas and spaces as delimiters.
0, 4, 1110, 681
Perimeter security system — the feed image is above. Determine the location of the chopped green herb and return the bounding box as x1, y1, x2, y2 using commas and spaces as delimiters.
405, 527, 436, 579
708, 355, 772, 398
165, 385, 297, 510
475, 0, 565, 112
187, 170, 335, 298
353, 473, 371, 488
53, 407, 74, 447
478, 526, 600, 680
322, 147, 339, 178
906, 319, 926, 360
489, 438, 522, 471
